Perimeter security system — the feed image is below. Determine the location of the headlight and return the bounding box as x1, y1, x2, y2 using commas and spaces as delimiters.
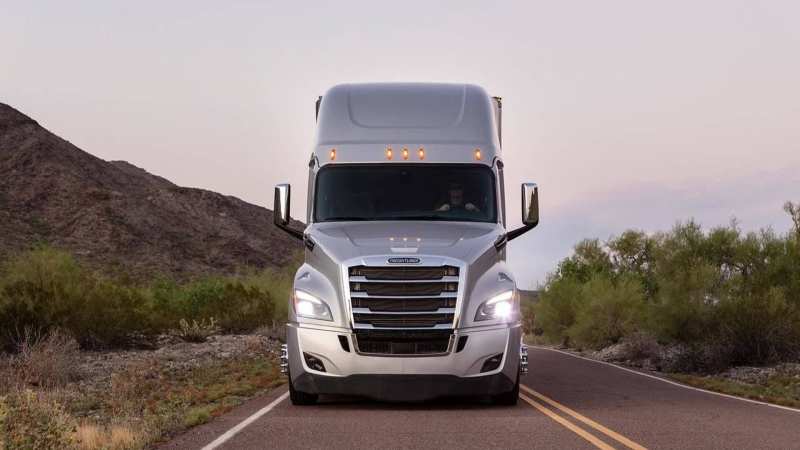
475, 290, 515, 322
293, 290, 333, 321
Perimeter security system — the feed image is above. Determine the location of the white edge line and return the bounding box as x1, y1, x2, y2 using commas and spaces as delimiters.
200, 390, 290, 450
531, 346, 800, 414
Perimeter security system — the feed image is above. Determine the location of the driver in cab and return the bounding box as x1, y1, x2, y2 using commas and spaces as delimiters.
436, 182, 480, 213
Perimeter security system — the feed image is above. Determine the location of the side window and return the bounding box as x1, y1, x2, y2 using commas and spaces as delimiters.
307, 155, 315, 223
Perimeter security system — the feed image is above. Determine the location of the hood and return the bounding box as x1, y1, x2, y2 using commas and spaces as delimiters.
308, 221, 503, 264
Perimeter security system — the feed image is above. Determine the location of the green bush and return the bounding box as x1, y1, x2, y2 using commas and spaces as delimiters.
0, 247, 152, 349
532, 203, 800, 369
567, 275, 645, 350
149, 278, 276, 333
240, 267, 295, 325
534, 276, 585, 346
716, 288, 800, 365
0, 246, 298, 350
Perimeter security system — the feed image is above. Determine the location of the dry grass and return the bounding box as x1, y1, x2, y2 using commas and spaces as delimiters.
0, 389, 77, 449
1, 329, 284, 449
0, 328, 80, 393
244, 335, 269, 355
670, 372, 800, 409
75, 423, 138, 450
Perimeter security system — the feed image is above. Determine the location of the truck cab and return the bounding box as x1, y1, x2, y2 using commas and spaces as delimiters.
274, 83, 539, 405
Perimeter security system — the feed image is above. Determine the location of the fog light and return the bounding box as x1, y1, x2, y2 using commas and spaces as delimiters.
481, 353, 503, 373
303, 352, 326, 372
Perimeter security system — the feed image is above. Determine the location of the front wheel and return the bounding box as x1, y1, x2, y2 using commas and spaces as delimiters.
289, 373, 318, 405
491, 372, 520, 406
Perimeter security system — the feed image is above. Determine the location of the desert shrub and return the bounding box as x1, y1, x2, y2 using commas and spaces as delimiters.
0, 247, 85, 349
0, 247, 151, 349
521, 300, 537, 336
0, 246, 295, 349
0, 390, 77, 449
535, 204, 800, 370
646, 261, 719, 344
607, 230, 658, 297
0, 329, 80, 393
715, 288, 800, 365
555, 239, 613, 283
72, 280, 152, 348
108, 359, 166, 418
567, 275, 646, 349
149, 279, 275, 333
534, 276, 585, 345
619, 332, 662, 362
175, 318, 221, 343
241, 266, 296, 324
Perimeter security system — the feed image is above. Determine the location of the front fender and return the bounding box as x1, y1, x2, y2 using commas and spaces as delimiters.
292, 263, 349, 327
460, 261, 518, 329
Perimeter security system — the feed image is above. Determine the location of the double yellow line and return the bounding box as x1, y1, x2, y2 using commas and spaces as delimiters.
519, 384, 648, 450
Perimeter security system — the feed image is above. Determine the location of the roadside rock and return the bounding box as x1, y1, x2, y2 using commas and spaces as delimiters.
76, 334, 282, 388
719, 363, 800, 385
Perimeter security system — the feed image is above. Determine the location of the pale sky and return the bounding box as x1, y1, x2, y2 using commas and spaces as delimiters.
3, 1, 799, 287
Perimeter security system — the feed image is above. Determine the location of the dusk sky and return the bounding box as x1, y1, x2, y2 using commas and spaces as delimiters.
3, 1, 799, 287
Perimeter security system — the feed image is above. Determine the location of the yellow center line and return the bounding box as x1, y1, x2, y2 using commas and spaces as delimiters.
519, 393, 616, 450
521, 384, 648, 450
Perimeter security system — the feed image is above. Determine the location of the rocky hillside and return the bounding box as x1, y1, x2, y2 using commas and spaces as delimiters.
0, 103, 303, 279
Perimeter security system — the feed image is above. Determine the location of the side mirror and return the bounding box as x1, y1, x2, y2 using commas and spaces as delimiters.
521, 183, 539, 227
274, 184, 291, 227
504, 182, 540, 244
273, 184, 303, 240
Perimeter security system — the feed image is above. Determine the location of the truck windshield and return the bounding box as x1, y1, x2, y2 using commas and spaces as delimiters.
314, 165, 497, 223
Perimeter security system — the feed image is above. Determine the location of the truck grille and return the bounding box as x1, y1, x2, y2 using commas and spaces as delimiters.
348, 264, 460, 354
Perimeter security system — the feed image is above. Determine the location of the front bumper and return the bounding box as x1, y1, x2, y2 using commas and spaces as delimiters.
293, 372, 515, 402
286, 323, 522, 401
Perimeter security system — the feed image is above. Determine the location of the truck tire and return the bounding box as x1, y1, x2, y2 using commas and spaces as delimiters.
289, 373, 318, 405
492, 372, 519, 406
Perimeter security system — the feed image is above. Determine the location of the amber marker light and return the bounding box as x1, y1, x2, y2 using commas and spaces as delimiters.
474, 148, 482, 160
402, 147, 409, 160
386, 147, 393, 160
418, 147, 425, 160
330, 148, 336, 160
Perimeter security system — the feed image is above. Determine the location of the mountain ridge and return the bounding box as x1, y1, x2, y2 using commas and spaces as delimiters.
0, 102, 302, 279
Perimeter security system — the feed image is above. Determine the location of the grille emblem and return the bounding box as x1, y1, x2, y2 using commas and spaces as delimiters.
387, 257, 421, 264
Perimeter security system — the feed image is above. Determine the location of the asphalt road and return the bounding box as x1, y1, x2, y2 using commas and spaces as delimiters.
161, 347, 800, 450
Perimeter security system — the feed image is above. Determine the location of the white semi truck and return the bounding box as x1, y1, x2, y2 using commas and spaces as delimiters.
274, 83, 539, 405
